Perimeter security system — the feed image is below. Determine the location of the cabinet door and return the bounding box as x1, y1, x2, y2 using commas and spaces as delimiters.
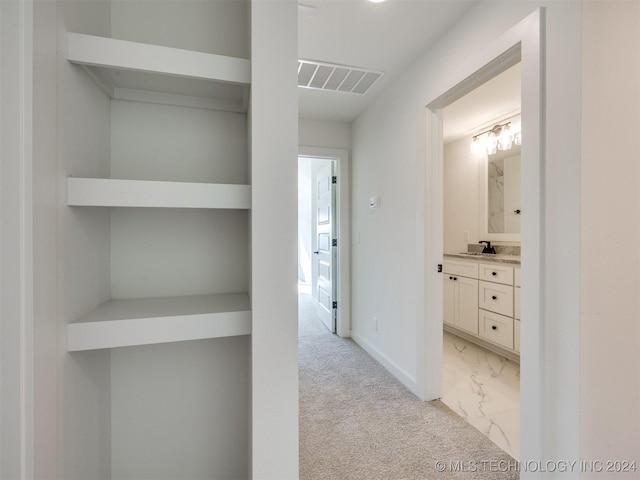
443, 276, 456, 326
456, 276, 479, 334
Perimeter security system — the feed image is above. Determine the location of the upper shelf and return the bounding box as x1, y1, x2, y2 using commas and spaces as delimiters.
67, 33, 251, 113
67, 177, 251, 209
67, 293, 251, 352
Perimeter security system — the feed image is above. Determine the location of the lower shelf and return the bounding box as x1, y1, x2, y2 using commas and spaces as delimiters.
67, 293, 251, 352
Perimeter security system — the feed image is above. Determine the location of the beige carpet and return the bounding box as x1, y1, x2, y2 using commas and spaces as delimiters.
298, 292, 519, 479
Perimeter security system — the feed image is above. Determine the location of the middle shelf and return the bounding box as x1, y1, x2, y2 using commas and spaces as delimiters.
67, 177, 251, 209
67, 292, 251, 352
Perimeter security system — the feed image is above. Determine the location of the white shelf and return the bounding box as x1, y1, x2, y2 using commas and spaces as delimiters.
67, 177, 251, 209
67, 33, 251, 112
67, 293, 251, 351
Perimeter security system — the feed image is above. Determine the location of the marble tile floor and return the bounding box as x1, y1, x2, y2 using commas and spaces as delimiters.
441, 331, 521, 460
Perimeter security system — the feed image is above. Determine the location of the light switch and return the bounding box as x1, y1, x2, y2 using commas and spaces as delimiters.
369, 196, 379, 209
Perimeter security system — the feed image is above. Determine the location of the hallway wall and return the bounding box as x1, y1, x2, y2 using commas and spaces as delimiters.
350, 0, 582, 468
580, 1, 640, 475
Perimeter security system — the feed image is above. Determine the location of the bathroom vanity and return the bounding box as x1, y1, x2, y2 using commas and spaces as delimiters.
443, 253, 521, 361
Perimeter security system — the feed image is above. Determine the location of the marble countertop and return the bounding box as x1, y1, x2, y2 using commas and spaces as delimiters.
444, 252, 521, 265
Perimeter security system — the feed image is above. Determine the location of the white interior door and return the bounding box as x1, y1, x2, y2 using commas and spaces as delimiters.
314, 162, 336, 333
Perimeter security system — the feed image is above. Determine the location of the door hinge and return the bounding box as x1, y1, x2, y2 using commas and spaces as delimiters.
332, 176, 337, 184
437, 264, 442, 273
332, 301, 338, 309
332, 238, 337, 247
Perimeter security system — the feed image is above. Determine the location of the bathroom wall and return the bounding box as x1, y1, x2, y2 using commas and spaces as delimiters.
443, 136, 482, 253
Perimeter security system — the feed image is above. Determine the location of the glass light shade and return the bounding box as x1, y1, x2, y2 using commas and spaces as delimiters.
514, 131, 522, 145
470, 136, 484, 154
485, 132, 498, 155
497, 124, 513, 151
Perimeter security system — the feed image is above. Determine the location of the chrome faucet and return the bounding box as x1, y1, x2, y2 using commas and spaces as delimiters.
479, 241, 496, 254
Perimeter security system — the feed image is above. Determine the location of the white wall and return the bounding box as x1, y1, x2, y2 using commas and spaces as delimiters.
250, 0, 299, 477
299, 118, 351, 151
443, 137, 482, 253
111, 0, 248, 58
351, 0, 582, 467
298, 158, 313, 284
581, 1, 640, 475
56, 1, 113, 478
111, 337, 250, 480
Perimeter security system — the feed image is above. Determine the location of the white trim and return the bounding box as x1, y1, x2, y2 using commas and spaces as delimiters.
351, 333, 416, 392
298, 146, 351, 338
0, 0, 35, 477
422, 8, 546, 474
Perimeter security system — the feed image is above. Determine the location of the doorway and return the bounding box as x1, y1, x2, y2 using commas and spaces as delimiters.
418, 9, 545, 463
440, 62, 522, 459
298, 147, 351, 338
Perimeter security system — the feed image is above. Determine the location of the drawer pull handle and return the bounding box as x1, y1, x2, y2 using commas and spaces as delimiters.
492, 295, 497, 300
492, 325, 497, 330
491, 271, 497, 276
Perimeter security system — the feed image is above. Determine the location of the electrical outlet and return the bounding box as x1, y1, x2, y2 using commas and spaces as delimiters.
464, 230, 470, 243
373, 316, 378, 332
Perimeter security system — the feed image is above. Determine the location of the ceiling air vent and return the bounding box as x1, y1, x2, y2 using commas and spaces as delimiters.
298, 60, 383, 95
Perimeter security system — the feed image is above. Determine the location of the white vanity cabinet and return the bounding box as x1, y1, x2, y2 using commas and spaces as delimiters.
443, 261, 479, 334
443, 257, 520, 361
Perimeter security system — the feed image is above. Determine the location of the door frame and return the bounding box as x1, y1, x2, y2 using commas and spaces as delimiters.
419, 8, 547, 467
299, 146, 351, 338
1, 0, 35, 477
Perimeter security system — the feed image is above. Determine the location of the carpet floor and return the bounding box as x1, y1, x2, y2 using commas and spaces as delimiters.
298, 292, 519, 479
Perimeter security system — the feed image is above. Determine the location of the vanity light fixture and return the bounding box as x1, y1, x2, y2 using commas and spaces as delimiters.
471, 122, 521, 155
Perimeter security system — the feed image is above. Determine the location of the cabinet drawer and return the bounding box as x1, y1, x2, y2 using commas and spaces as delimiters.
443, 260, 478, 279
479, 263, 513, 285
514, 287, 521, 320
514, 319, 521, 353
479, 281, 513, 317
514, 267, 521, 287
479, 309, 514, 350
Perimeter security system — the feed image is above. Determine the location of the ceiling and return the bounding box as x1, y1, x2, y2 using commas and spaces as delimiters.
442, 62, 521, 144
298, 0, 476, 123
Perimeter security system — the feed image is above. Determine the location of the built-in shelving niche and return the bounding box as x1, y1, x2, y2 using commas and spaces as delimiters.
65, 33, 252, 354
67, 32, 251, 113
62, 8, 251, 476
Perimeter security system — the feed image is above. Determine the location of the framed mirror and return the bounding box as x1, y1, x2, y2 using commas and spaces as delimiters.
480, 143, 521, 241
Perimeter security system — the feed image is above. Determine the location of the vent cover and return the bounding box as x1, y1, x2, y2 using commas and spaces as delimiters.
298, 60, 383, 95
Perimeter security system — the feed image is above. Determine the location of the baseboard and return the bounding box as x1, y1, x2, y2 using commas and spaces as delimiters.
351, 332, 417, 395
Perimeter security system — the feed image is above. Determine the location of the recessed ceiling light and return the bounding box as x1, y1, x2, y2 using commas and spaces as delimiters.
368, 0, 386, 3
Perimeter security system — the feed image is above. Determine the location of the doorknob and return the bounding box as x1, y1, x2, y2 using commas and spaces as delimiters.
313, 250, 320, 255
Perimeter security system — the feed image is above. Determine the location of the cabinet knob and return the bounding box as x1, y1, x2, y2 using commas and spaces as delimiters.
453, 277, 457, 281
492, 271, 497, 276
449, 276, 453, 280
492, 325, 497, 330
492, 295, 497, 300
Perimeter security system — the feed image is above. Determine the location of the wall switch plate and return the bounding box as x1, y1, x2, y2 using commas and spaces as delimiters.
373, 316, 378, 331
369, 196, 379, 209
